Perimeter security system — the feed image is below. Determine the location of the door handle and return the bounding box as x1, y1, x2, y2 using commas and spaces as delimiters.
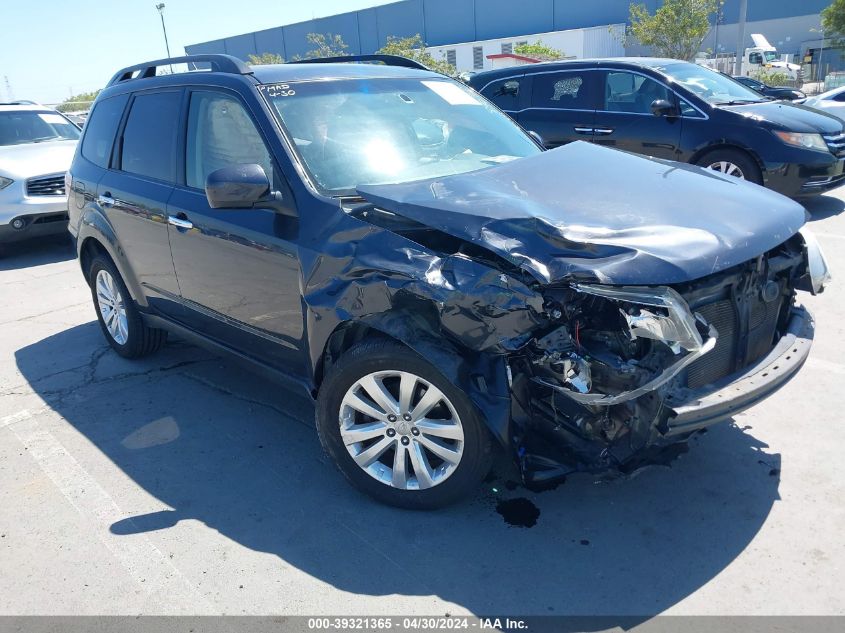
168, 215, 193, 230
98, 194, 115, 207
593, 128, 615, 136
574, 127, 595, 135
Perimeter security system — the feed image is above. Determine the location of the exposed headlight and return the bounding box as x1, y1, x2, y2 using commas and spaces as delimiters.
774, 131, 829, 152
799, 227, 832, 294
0, 176, 13, 190
572, 284, 705, 353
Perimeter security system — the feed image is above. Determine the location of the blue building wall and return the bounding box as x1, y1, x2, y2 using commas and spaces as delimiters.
185, 0, 830, 59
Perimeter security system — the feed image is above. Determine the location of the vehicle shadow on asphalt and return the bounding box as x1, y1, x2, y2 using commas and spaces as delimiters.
15, 323, 782, 619
0, 235, 75, 271
803, 194, 845, 221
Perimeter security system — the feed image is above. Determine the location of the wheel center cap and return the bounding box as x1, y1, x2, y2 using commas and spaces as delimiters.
396, 421, 411, 436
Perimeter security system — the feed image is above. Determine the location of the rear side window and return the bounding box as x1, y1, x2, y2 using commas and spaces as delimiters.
119, 91, 181, 182
531, 71, 594, 110
80, 94, 129, 168
482, 78, 522, 111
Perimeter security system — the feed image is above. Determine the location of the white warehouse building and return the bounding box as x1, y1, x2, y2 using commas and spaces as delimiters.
425, 24, 627, 74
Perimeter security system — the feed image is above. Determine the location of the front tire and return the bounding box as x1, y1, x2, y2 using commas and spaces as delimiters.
695, 148, 763, 185
316, 338, 494, 509
88, 255, 167, 358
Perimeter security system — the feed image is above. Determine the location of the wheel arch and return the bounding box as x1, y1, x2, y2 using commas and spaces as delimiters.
689, 142, 767, 181
314, 310, 513, 448
76, 206, 146, 306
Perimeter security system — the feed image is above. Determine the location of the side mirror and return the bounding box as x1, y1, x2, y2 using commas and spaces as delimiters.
651, 99, 678, 117
528, 130, 546, 148
205, 164, 270, 209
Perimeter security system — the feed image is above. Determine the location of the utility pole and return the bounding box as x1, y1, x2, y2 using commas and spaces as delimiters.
3, 76, 13, 102
735, 0, 747, 75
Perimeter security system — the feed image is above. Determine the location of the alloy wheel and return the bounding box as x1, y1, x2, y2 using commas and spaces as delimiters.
339, 370, 465, 490
95, 269, 128, 345
707, 161, 746, 179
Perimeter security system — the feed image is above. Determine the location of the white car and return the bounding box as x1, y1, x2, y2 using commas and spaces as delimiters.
0, 104, 80, 246
804, 86, 845, 122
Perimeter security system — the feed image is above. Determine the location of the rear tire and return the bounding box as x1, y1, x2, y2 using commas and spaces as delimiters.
695, 148, 763, 185
316, 338, 494, 509
88, 255, 167, 358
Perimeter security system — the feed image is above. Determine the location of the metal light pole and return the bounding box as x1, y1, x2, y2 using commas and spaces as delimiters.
819, 27, 826, 86
735, 0, 748, 75
155, 3, 172, 59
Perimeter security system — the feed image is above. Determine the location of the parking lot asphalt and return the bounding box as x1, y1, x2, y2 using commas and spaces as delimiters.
1, 190, 844, 618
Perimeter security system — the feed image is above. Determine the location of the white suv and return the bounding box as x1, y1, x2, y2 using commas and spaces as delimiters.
0, 103, 80, 246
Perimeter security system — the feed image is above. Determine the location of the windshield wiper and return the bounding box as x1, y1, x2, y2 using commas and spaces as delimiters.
715, 99, 766, 106
30, 136, 60, 143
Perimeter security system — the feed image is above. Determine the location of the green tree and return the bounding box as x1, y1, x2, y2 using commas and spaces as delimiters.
627, 0, 721, 61
751, 68, 790, 86
56, 90, 101, 113
295, 33, 349, 60
248, 52, 284, 65
822, 0, 845, 43
513, 40, 565, 61
377, 34, 457, 76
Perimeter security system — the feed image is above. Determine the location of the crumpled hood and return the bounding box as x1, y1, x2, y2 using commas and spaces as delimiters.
0, 140, 77, 179
357, 142, 807, 286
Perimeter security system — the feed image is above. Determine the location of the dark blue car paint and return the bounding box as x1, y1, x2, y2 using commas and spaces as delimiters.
67, 58, 815, 482
358, 141, 808, 286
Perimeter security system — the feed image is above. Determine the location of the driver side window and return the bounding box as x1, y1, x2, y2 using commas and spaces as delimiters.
604, 71, 672, 114
185, 91, 275, 190
483, 78, 522, 111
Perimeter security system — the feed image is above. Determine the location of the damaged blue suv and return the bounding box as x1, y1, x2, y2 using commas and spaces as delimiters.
68, 54, 830, 508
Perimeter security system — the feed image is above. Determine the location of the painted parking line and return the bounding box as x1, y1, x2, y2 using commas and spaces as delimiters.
5, 410, 213, 612
0, 409, 32, 429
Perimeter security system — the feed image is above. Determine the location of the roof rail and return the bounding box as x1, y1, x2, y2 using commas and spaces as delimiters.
289, 54, 430, 71
106, 54, 252, 87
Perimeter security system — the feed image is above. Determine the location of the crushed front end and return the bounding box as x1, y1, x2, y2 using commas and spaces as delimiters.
508, 231, 825, 488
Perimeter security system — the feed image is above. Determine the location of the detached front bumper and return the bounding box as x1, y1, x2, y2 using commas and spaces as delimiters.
665, 305, 814, 435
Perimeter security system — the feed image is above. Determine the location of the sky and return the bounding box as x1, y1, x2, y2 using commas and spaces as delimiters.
0, 0, 387, 105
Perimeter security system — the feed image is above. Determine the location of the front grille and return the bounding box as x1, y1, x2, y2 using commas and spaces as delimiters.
684, 290, 784, 389
823, 132, 845, 157
25, 173, 66, 197
747, 295, 782, 365
686, 300, 737, 389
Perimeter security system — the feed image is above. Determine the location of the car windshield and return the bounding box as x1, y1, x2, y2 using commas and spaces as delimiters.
262, 77, 541, 194
0, 111, 80, 146
763, 51, 780, 63
656, 63, 768, 105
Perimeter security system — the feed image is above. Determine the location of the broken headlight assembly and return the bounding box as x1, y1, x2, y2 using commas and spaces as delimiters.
530, 285, 717, 406
798, 226, 832, 295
